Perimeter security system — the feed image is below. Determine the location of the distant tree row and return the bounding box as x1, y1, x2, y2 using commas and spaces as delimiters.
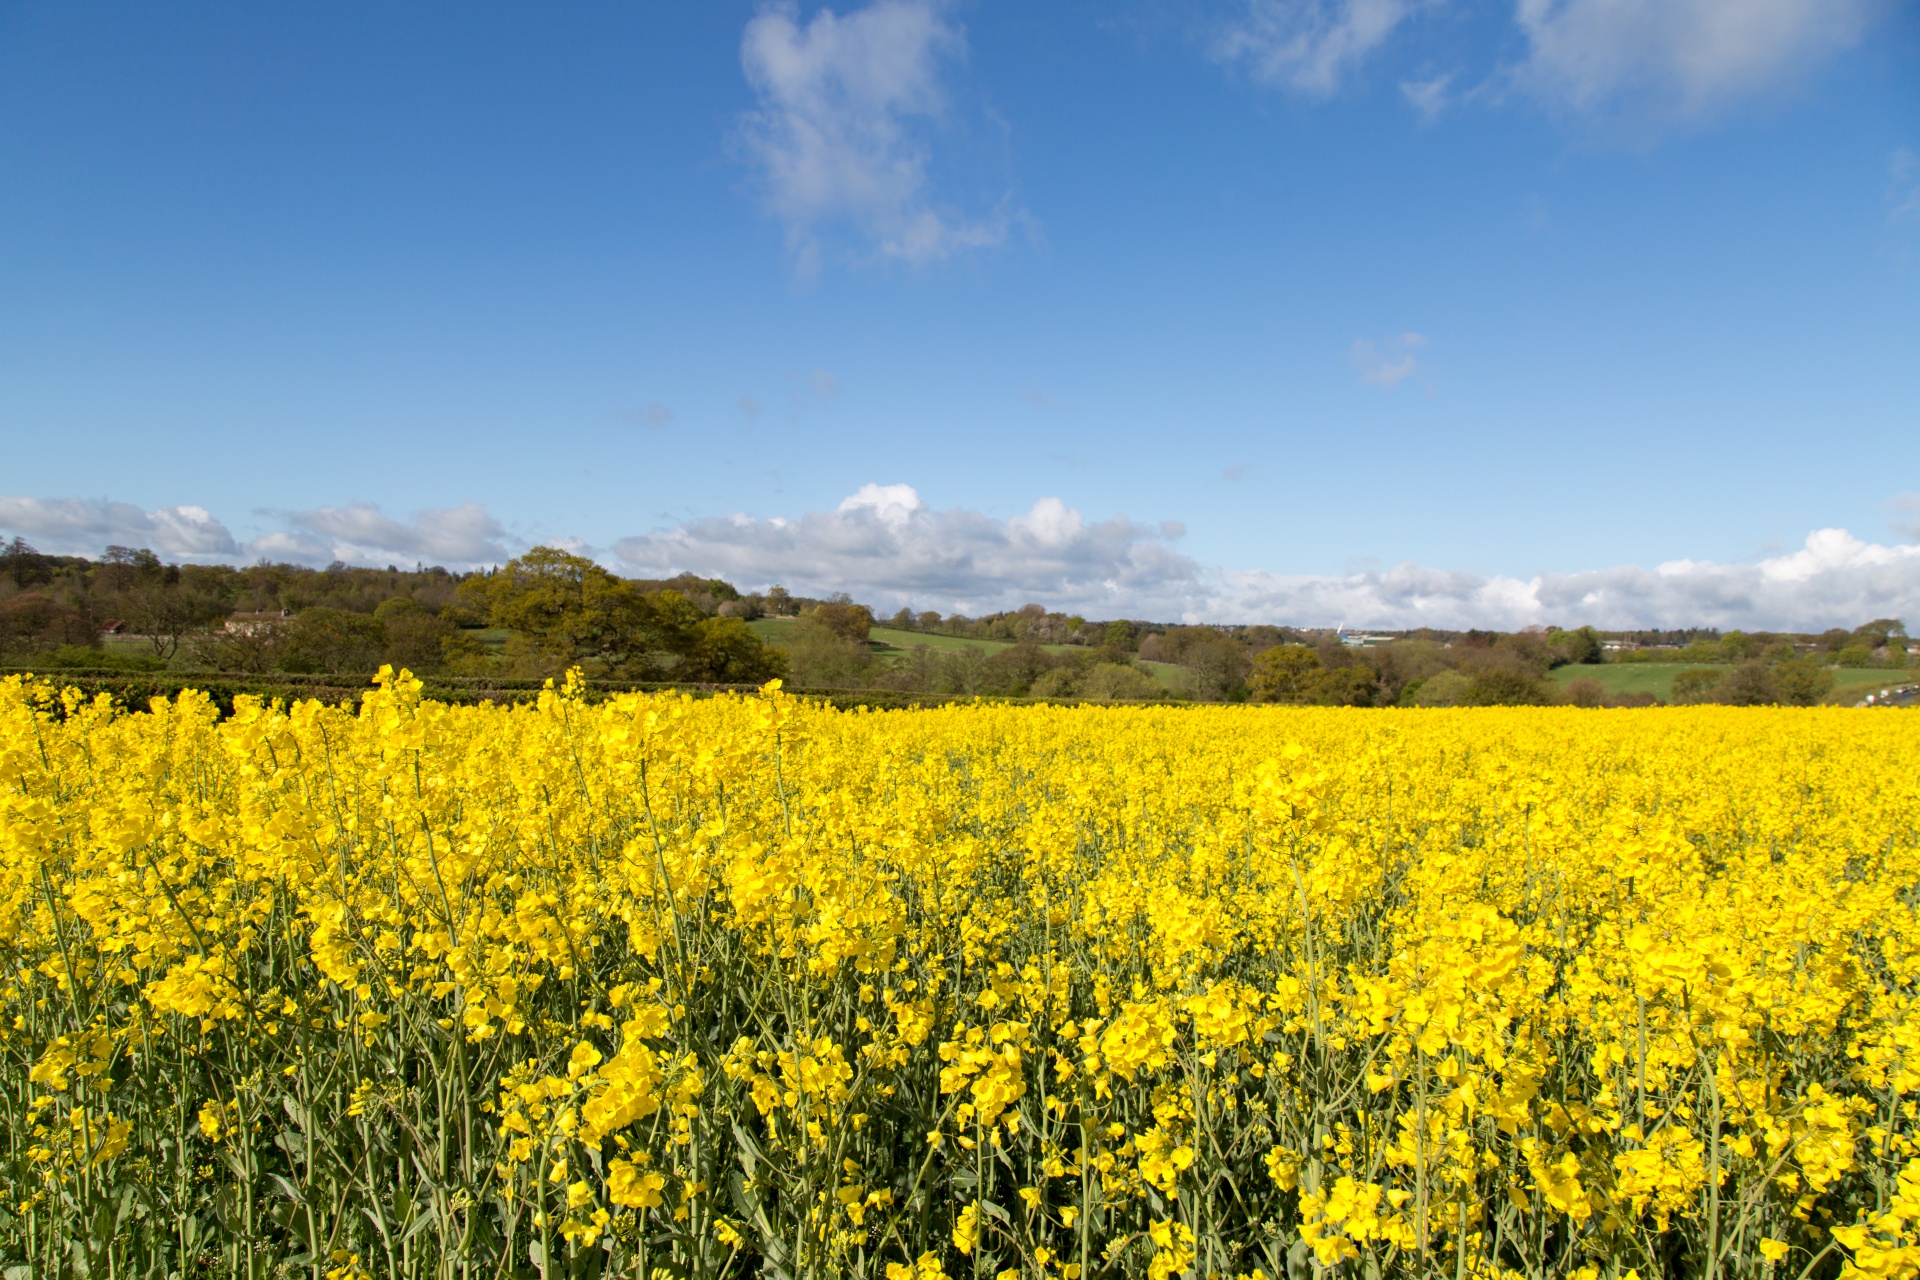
0, 541, 783, 684
0, 535, 1907, 707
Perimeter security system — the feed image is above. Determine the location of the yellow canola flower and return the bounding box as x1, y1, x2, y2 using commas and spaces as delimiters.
2, 670, 1918, 1279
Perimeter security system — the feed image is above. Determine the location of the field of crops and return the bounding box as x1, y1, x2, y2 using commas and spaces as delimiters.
2, 672, 1917, 1280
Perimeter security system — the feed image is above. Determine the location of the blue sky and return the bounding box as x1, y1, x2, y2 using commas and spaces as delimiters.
2, 0, 1917, 628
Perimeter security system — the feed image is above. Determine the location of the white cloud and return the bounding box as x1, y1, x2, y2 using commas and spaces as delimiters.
12, 488, 1916, 632
1223, 529, 1920, 630
614, 485, 1920, 630
1351, 331, 1426, 386
738, 0, 1007, 270
260, 503, 513, 569
613, 484, 1211, 617
0, 496, 241, 558
1400, 72, 1453, 117
1512, 0, 1878, 121
1214, 0, 1425, 95
0, 496, 514, 570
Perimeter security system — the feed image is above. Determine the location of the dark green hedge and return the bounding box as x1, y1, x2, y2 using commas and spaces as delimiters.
0, 668, 1173, 716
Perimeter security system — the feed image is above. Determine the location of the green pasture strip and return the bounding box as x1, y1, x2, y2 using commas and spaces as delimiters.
1136, 660, 1191, 689
1550, 662, 1911, 702
749, 618, 1083, 658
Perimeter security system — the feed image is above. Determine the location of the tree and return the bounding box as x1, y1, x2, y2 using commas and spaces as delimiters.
374, 598, 457, 674
190, 626, 279, 673
641, 590, 706, 662
1463, 669, 1555, 706
1771, 658, 1834, 706
1548, 626, 1603, 666
786, 614, 873, 688
1854, 618, 1906, 650
1316, 665, 1381, 707
122, 584, 227, 660
0, 593, 97, 657
468, 547, 667, 676
97, 546, 140, 593
680, 617, 789, 684
981, 641, 1052, 695
937, 645, 988, 695
1563, 677, 1606, 708
1714, 661, 1780, 707
2, 538, 49, 588
279, 608, 386, 675
1411, 671, 1472, 706
1249, 645, 1324, 704
1182, 633, 1251, 701
810, 602, 873, 643
1670, 668, 1725, 705
1079, 663, 1161, 701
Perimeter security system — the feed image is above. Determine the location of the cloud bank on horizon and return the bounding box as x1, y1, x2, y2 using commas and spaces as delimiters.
6, 488, 1919, 633
0, 497, 512, 575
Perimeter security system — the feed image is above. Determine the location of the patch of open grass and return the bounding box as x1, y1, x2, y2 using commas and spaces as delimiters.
1550, 662, 1911, 703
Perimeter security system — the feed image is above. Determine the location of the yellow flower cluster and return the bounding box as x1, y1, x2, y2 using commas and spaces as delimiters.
2, 668, 1918, 1280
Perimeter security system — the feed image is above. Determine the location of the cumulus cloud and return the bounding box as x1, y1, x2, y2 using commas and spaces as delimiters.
738, 0, 1008, 271
613, 483, 1211, 618
11, 488, 1916, 632
611, 485, 1920, 630
0, 496, 514, 571
1351, 332, 1426, 386
0, 496, 240, 558
1214, 0, 1425, 95
1511, 0, 1878, 121
1223, 529, 1920, 630
254, 503, 514, 569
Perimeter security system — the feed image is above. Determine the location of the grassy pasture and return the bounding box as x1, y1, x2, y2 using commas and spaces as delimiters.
747, 618, 1195, 692
748, 618, 1080, 657
1550, 662, 1912, 703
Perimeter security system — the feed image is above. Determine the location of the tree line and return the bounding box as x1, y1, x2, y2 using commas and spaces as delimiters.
0, 540, 785, 685
0, 536, 1907, 706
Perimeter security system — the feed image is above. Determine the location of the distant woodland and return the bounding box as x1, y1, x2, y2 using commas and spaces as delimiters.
0, 537, 1909, 707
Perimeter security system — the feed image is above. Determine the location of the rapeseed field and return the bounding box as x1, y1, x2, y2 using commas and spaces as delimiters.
2, 670, 1916, 1280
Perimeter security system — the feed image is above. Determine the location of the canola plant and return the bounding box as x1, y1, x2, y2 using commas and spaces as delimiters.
1, 670, 1917, 1280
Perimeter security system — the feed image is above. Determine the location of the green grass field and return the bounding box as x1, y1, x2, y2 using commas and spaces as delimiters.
748, 619, 1081, 657
1550, 662, 1913, 703
746, 619, 1194, 690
